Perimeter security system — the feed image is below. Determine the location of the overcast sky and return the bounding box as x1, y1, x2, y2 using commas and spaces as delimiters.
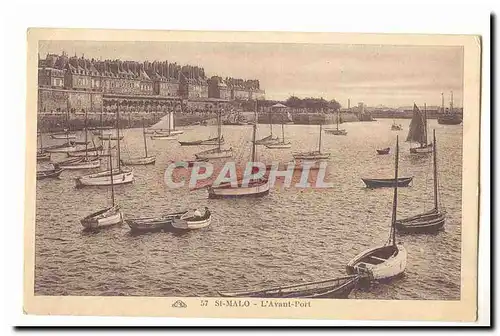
39, 41, 463, 108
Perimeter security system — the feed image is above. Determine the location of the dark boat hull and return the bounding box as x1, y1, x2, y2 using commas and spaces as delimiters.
362, 177, 413, 188
376, 148, 390, 155
218, 275, 360, 299
37, 168, 64, 180
396, 210, 446, 233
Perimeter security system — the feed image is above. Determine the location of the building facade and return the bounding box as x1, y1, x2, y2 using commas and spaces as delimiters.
37, 53, 265, 115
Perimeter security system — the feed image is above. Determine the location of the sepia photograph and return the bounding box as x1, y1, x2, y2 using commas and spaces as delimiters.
23, 28, 481, 321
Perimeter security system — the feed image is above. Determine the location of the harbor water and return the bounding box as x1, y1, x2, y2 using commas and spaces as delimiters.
35, 119, 462, 300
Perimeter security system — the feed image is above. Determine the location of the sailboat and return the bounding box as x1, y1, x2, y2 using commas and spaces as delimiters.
81, 141, 124, 229
179, 109, 225, 146
51, 103, 77, 139
292, 123, 331, 160
55, 110, 101, 170
75, 103, 134, 187
438, 91, 462, 125
396, 129, 446, 233
324, 109, 347, 135
407, 103, 433, 154
37, 131, 51, 162
255, 103, 279, 145
194, 111, 233, 160
346, 135, 407, 280
391, 120, 403, 131
265, 118, 291, 149
121, 119, 156, 165
150, 111, 178, 140
207, 123, 270, 198
148, 105, 184, 135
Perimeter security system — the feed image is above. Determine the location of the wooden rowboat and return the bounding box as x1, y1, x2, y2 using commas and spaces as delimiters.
121, 156, 156, 165
172, 210, 212, 230
126, 211, 188, 233
37, 167, 64, 180
347, 135, 407, 281
218, 275, 362, 299
361, 177, 413, 188
376, 147, 390, 155
37, 152, 51, 162
81, 205, 123, 230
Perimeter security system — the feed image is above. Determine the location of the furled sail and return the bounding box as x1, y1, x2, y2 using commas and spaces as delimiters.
406, 103, 427, 145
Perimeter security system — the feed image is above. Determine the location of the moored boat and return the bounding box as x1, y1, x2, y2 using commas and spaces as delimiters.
81, 142, 124, 230
265, 118, 291, 149
437, 91, 462, 125
126, 211, 188, 232
75, 102, 134, 187
98, 134, 124, 141
51, 132, 77, 140
121, 119, 156, 165
218, 275, 362, 299
81, 205, 123, 230
407, 103, 433, 154
361, 177, 413, 188
208, 178, 270, 199
376, 147, 390, 155
45, 142, 77, 153
347, 135, 407, 280
172, 209, 212, 230
324, 109, 347, 135
37, 152, 51, 162
293, 123, 330, 161
37, 167, 64, 180
37, 132, 51, 162
396, 130, 446, 233
56, 157, 101, 170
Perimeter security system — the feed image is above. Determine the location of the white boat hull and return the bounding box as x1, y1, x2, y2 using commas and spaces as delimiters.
51, 133, 77, 139
265, 142, 292, 149
172, 214, 211, 230
151, 134, 177, 140
195, 149, 233, 160
76, 169, 134, 187
410, 146, 433, 154
46, 145, 77, 153
346, 244, 407, 280
121, 156, 156, 165
57, 159, 101, 170
81, 206, 123, 229
324, 129, 347, 135
293, 152, 331, 160
208, 179, 270, 198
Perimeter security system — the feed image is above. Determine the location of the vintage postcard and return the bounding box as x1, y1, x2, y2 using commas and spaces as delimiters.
24, 28, 481, 321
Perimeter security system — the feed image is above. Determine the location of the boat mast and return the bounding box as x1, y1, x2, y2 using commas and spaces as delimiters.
108, 141, 115, 207
84, 108, 88, 159
116, 101, 121, 171
390, 135, 399, 246
251, 123, 257, 163
39, 131, 43, 153
217, 107, 222, 151
319, 122, 323, 153
142, 118, 148, 157
66, 99, 70, 143
424, 103, 428, 146
441, 92, 445, 114
337, 109, 340, 131
281, 119, 285, 143
450, 91, 454, 113
269, 107, 273, 137
433, 129, 438, 210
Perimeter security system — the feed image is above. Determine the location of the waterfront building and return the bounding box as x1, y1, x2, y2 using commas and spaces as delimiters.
37, 53, 265, 118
